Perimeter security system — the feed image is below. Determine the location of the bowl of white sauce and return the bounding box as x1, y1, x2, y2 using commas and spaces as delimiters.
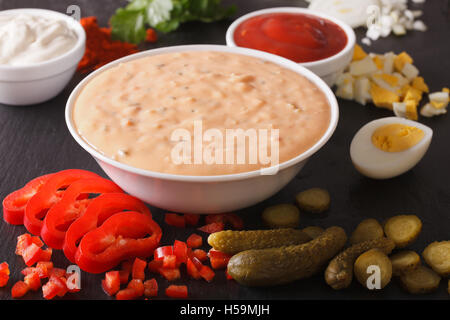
0, 8, 85, 105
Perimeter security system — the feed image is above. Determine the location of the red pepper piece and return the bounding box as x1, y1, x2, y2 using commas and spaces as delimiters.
144, 278, 158, 297
186, 233, 202, 248
145, 28, 157, 43
159, 268, 180, 281
116, 279, 144, 300
15, 233, 32, 256
39, 248, 52, 261
22, 243, 43, 266
41, 177, 122, 249
208, 249, 232, 260
165, 213, 186, 228
162, 255, 177, 269
199, 265, 215, 282
186, 258, 201, 279
198, 222, 224, 234
173, 240, 188, 265
24, 272, 41, 291
184, 214, 200, 226
75, 211, 162, 273
132, 257, 147, 280
11, 281, 29, 298
49, 268, 66, 278
0, 262, 10, 287
208, 249, 232, 269
193, 249, 207, 262
205, 214, 227, 225
24, 169, 101, 235
119, 260, 133, 284
225, 213, 244, 230
3, 173, 54, 225
42, 276, 66, 300
35, 261, 53, 278
63, 193, 151, 263
154, 246, 173, 260
102, 271, 120, 296
165, 285, 188, 298
225, 269, 234, 280
31, 236, 44, 248
147, 259, 163, 274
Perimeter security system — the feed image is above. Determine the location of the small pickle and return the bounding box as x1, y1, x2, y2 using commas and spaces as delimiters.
301, 226, 324, 239
262, 204, 300, 229
422, 241, 450, 277
399, 266, 441, 294
384, 215, 422, 248
227, 227, 347, 286
295, 188, 330, 213
390, 250, 421, 276
354, 249, 392, 290
325, 237, 395, 290
207, 229, 311, 255
350, 218, 384, 245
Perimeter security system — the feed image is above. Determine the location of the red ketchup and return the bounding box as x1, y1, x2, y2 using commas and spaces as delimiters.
234, 13, 347, 63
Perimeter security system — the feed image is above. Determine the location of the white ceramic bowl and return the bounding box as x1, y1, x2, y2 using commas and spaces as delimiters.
226, 7, 356, 86
66, 45, 339, 214
0, 8, 86, 106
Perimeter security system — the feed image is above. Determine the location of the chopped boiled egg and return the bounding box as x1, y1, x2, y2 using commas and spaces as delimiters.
350, 117, 432, 179
369, 83, 400, 110
349, 56, 378, 76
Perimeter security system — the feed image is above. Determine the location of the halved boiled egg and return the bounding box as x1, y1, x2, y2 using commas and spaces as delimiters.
350, 117, 432, 179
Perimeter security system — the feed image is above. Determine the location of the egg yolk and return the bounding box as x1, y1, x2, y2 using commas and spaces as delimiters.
372, 124, 424, 152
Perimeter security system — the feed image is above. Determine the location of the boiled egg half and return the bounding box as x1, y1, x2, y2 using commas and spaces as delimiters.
350, 117, 432, 179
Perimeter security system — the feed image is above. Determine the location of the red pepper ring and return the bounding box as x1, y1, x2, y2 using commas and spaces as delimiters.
75, 211, 162, 274
3, 173, 54, 225
63, 193, 151, 263
41, 177, 123, 249
24, 169, 101, 235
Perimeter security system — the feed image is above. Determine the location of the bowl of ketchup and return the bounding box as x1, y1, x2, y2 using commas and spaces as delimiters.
226, 7, 356, 86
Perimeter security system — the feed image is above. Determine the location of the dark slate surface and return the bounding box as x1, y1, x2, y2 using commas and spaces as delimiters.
0, 0, 449, 300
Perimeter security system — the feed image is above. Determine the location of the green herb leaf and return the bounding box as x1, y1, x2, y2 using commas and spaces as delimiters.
110, 8, 147, 44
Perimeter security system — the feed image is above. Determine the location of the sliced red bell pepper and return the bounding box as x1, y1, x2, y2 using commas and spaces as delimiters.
102, 271, 120, 296
22, 243, 43, 266
165, 285, 188, 298
41, 177, 122, 249
159, 268, 180, 281
75, 211, 162, 273
154, 246, 173, 260
132, 257, 147, 280
173, 240, 188, 265
11, 281, 29, 298
3, 173, 54, 225
116, 279, 144, 300
162, 255, 177, 269
0, 262, 10, 287
144, 278, 158, 297
198, 222, 224, 234
24, 272, 41, 291
193, 249, 207, 262
164, 213, 185, 228
63, 193, 151, 263
186, 233, 202, 248
184, 214, 200, 226
24, 169, 100, 235
119, 260, 132, 284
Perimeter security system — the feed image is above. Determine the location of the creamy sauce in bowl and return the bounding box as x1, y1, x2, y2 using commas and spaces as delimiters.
73, 51, 331, 176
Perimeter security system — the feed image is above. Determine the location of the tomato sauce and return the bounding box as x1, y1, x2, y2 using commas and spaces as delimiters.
234, 13, 347, 63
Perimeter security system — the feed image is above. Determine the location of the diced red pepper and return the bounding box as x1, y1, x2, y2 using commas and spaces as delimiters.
208, 249, 232, 259
31, 236, 44, 248
165, 285, 188, 298
15, 233, 32, 256
56, 277, 69, 297
119, 260, 132, 284
63, 193, 151, 263
162, 255, 177, 269
173, 240, 188, 265
184, 214, 200, 226
210, 257, 230, 269
147, 260, 163, 273
186, 233, 202, 248
35, 261, 53, 278
116, 279, 144, 300
144, 278, 158, 297
11, 281, 29, 298
22, 243, 43, 266
164, 213, 186, 228
24, 272, 41, 291
205, 214, 227, 225
186, 258, 201, 280
3, 173, 54, 225
159, 268, 180, 281
75, 211, 162, 274
49, 268, 66, 278
42, 276, 67, 299
39, 248, 52, 261
225, 213, 244, 230
197, 222, 224, 234
102, 271, 120, 296
199, 265, 215, 282
41, 177, 122, 249
154, 246, 173, 260
0, 262, 10, 287
128, 279, 144, 296
145, 28, 157, 43
24, 169, 101, 235
225, 269, 234, 280
132, 258, 147, 280
193, 249, 207, 262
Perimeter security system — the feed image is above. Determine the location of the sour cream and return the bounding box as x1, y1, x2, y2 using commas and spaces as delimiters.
0, 13, 78, 66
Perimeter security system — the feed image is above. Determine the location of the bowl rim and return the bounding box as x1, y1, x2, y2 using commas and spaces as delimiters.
0, 8, 86, 72
66, 44, 339, 182
225, 6, 356, 68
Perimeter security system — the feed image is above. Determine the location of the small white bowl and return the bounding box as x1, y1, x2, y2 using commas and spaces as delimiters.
66, 45, 339, 214
226, 7, 356, 86
0, 8, 86, 106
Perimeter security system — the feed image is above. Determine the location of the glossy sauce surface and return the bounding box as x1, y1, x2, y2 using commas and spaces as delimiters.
73, 51, 331, 175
